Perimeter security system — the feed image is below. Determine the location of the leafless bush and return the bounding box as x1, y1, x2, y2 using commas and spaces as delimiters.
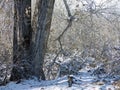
91, 45, 120, 78
0, 44, 12, 85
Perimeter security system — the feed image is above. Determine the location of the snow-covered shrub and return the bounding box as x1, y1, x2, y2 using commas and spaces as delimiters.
57, 57, 83, 77
106, 46, 120, 75
91, 65, 107, 77
44, 51, 87, 80
0, 64, 11, 85
91, 46, 120, 78
44, 50, 98, 79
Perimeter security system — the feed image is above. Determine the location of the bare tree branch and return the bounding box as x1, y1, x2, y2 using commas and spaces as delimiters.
46, 0, 74, 78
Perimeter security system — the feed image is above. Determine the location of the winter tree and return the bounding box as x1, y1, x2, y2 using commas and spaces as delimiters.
10, 0, 55, 81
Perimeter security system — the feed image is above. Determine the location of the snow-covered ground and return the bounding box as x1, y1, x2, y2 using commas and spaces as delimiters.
0, 70, 118, 90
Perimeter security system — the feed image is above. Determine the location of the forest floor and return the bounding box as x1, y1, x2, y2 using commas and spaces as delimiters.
0, 69, 119, 90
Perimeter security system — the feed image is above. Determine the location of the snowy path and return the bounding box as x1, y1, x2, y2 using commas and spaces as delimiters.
0, 71, 117, 90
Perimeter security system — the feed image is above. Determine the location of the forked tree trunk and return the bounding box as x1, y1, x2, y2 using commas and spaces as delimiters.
10, 0, 55, 81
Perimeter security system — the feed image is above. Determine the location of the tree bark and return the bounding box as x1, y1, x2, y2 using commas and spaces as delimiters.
10, 0, 32, 81
33, 0, 55, 80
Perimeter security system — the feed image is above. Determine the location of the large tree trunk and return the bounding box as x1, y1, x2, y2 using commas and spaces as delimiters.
10, 0, 55, 81
10, 0, 32, 81
33, 0, 55, 80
